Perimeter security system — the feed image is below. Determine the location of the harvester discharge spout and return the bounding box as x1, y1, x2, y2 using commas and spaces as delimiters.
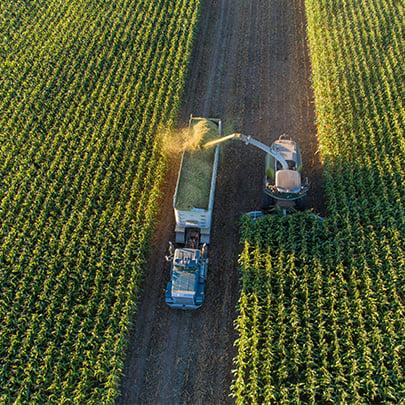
203, 133, 241, 148
204, 133, 289, 170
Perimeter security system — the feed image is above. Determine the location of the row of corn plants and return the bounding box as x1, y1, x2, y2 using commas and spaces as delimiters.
0, 0, 201, 402
231, 0, 404, 403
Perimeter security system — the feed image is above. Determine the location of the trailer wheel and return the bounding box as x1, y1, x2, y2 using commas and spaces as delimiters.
262, 193, 275, 211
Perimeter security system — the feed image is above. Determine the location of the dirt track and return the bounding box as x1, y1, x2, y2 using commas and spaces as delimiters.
118, 0, 324, 404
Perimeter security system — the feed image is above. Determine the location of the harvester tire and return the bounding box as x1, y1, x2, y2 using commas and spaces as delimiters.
295, 195, 306, 211
262, 193, 275, 211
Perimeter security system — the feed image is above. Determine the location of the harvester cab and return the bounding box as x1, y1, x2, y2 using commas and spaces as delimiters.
263, 134, 309, 212
204, 132, 309, 214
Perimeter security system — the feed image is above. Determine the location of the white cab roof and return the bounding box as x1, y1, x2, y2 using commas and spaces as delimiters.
275, 170, 301, 193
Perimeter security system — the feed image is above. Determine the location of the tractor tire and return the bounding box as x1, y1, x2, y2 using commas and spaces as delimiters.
295, 195, 306, 211
262, 193, 275, 211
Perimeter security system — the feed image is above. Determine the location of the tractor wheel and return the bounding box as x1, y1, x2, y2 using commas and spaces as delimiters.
295, 195, 306, 211
262, 193, 275, 211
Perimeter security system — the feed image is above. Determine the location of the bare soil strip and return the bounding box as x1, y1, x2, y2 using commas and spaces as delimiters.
118, 0, 324, 403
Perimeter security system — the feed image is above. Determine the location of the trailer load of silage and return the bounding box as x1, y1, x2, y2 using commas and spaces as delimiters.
175, 119, 219, 210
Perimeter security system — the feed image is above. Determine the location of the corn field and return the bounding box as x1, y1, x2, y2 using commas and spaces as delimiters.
231, 0, 405, 403
0, 0, 201, 402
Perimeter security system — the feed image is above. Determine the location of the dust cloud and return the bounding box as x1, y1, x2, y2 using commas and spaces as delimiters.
159, 120, 218, 156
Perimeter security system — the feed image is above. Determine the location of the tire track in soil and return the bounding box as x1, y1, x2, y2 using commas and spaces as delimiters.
179, 4, 256, 403
118, 0, 324, 404
152, 1, 232, 404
